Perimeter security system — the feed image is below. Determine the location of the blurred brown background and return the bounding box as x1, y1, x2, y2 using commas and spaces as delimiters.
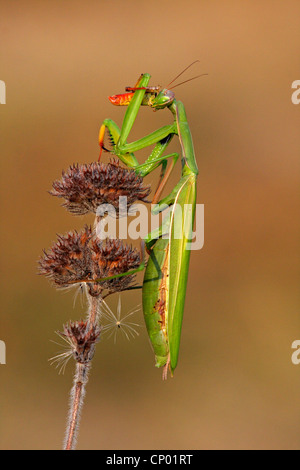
0, 0, 299, 450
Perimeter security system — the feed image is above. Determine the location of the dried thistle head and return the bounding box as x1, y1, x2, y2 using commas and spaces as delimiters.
50, 161, 150, 215
89, 238, 140, 297
61, 320, 101, 364
39, 226, 93, 287
39, 227, 141, 297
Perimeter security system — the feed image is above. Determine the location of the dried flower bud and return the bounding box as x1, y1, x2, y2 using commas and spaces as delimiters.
39, 227, 141, 297
61, 320, 101, 364
50, 161, 150, 215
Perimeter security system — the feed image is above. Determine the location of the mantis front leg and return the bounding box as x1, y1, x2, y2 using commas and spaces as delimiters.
99, 117, 177, 167
99, 117, 179, 203
98, 72, 179, 176
99, 73, 151, 164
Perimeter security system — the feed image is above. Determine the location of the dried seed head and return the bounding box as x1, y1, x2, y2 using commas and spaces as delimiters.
89, 238, 140, 297
61, 320, 101, 364
39, 226, 93, 287
50, 161, 150, 215
39, 227, 141, 297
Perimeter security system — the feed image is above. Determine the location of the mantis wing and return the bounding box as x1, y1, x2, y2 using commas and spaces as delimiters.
168, 173, 197, 372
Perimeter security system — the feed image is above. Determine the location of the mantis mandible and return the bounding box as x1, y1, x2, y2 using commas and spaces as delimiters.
96, 63, 202, 378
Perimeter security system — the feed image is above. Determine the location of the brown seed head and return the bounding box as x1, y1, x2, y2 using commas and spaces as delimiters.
61, 320, 101, 364
50, 161, 150, 215
39, 226, 93, 287
39, 227, 141, 297
89, 238, 140, 297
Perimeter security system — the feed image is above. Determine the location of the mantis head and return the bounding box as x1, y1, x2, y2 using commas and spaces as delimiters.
150, 89, 175, 110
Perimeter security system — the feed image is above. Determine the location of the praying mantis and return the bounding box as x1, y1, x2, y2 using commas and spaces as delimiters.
97, 63, 202, 378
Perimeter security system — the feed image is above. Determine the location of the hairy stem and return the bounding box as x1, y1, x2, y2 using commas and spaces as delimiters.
64, 362, 90, 450
88, 295, 100, 326
64, 296, 100, 450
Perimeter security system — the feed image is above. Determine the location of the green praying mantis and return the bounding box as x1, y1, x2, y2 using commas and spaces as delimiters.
96, 63, 203, 378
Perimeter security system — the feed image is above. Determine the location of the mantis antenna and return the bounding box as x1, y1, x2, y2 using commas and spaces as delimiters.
166, 60, 201, 88
169, 73, 208, 90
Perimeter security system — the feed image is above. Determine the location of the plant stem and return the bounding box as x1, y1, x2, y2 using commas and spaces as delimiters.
88, 295, 100, 325
64, 295, 100, 450
64, 362, 90, 450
